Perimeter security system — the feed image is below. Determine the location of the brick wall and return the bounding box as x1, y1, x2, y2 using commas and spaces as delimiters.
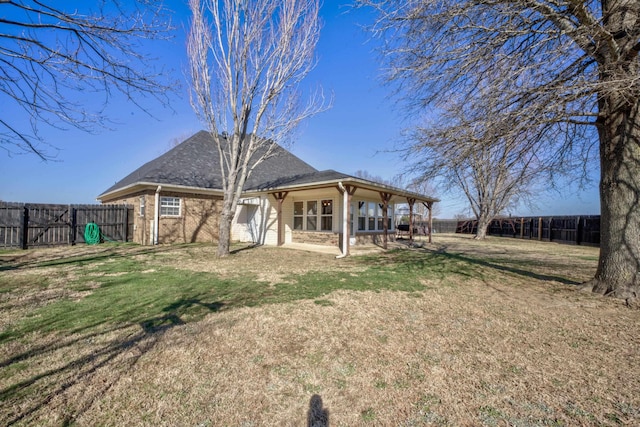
353, 232, 397, 245
104, 191, 222, 244
292, 230, 339, 246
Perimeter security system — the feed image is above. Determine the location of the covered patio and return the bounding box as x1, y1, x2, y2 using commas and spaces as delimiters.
250, 171, 438, 257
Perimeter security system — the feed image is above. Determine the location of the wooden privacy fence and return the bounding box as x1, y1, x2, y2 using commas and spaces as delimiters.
0, 203, 134, 249
431, 215, 600, 246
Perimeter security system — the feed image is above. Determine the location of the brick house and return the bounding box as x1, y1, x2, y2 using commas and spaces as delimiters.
97, 131, 438, 255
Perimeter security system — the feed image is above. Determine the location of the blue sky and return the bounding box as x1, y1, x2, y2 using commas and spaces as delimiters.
0, 0, 600, 218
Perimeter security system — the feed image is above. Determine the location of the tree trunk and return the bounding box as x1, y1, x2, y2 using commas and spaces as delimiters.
475, 215, 491, 240
217, 210, 233, 257
587, 95, 640, 299
217, 191, 236, 257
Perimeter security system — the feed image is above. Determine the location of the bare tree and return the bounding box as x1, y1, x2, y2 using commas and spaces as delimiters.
386, 173, 440, 220
187, 0, 326, 257
362, 0, 640, 300
0, 1, 174, 159
354, 169, 393, 186
405, 81, 556, 239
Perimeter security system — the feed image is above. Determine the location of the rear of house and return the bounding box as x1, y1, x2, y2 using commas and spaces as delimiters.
98, 131, 438, 252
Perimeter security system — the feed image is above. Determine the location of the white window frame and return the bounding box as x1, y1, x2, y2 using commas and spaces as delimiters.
320, 199, 333, 231
160, 197, 181, 217
293, 199, 334, 232
356, 200, 395, 232
139, 196, 146, 217
293, 201, 304, 230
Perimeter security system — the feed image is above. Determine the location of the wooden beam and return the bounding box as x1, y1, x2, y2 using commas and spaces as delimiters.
379, 192, 392, 249
272, 191, 288, 246
407, 197, 416, 245
423, 201, 433, 244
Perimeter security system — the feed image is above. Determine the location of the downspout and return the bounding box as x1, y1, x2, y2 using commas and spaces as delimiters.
154, 185, 162, 245
336, 181, 348, 259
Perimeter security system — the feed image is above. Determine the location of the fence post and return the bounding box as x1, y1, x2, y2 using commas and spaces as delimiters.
529, 218, 533, 239
70, 206, 77, 246
122, 205, 129, 242
538, 217, 543, 241
576, 216, 582, 245
549, 217, 554, 242
20, 205, 29, 250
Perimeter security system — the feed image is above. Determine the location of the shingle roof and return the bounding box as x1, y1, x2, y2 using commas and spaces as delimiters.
247, 169, 352, 190
98, 130, 439, 204
99, 131, 319, 196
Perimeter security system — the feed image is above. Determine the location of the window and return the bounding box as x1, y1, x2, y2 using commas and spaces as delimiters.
368, 202, 377, 231
293, 201, 304, 230
356, 200, 395, 232
377, 204, 385, 230
293, 199, 333, 232
160, 197, 181, 216
139, 196, 145, 217
358, 202, 366, 231
321, 199, 332, 231
306, 201, 317, 231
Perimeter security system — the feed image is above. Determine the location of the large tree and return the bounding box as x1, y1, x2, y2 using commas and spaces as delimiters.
362, 0, 640, 300
187, 0, 326, 257
0, 0, 173, 159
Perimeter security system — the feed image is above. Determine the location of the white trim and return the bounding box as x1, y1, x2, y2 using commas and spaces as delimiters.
98, 181, 225, 202
160, 196, 182, 217
340, 182, 348, 257
293, 198, 334, 232
98, 179, 438, 205
154, 186, 161, 245
238, 197, 261, 205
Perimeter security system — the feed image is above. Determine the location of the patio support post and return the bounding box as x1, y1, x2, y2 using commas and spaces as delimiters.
379, 192, 392, 249
407, 197, 416, 246
273, 191, 288, 246
423, 201, 433, 244
337, 183, 357, 257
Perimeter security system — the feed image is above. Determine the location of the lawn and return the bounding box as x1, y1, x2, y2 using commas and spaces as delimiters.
1, 235, 639, 426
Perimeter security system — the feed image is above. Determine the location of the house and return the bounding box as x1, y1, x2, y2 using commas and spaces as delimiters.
97, 131, 438, 255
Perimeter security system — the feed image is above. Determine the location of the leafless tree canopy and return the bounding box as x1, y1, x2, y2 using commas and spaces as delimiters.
0, 0, 174, 159
187, 0, 326, 256
405, 77, 578, 238
367, 0, 637, 121
362, 0, 640, 297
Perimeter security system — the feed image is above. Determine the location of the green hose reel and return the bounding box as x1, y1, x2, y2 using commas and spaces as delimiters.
84, 222, 101, 245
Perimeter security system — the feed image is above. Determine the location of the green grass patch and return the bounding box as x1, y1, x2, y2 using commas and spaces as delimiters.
0, 246, 477, 345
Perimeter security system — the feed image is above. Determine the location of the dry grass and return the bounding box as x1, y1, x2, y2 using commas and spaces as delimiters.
1, 235, 640, 426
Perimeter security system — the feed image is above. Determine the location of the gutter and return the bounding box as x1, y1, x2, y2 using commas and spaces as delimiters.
154, 185, 162, 245
336, 181, 348, 259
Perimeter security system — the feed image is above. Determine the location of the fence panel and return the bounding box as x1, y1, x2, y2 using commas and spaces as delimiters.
75, 205, 130, 243
0, 205, 23, 248
26, 205, 71, 247
431, 220, 459, 234
449, 215, 601, 247
0, 202, 133, 249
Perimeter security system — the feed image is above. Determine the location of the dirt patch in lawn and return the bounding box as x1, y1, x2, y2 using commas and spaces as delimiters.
2, 235, 639, 426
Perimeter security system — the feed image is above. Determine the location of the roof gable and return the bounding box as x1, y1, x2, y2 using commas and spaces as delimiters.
99, 131, 318, 197
98, 130, 439, 204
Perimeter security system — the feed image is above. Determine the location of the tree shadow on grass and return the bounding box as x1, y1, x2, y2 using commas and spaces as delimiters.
0, 244, 181, 272
442, 251, 582, 285
0, 298, 223, 425
364, 245, 582, 286
230, 243, 260, 255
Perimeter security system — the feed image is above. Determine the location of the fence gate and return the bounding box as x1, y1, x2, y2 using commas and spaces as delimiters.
0, 203, 133, 249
